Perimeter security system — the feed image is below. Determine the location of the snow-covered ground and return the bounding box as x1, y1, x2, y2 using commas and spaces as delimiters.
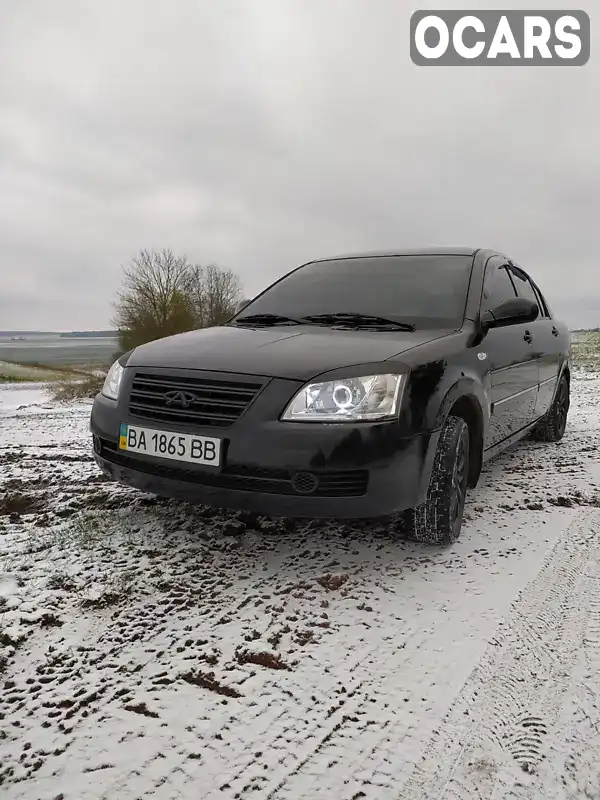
0, 361, 83, 383
1, 374, 600, 799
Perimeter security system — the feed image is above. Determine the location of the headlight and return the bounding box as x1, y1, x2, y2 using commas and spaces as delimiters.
281, 374, 405, 422
101, 360, 125, 401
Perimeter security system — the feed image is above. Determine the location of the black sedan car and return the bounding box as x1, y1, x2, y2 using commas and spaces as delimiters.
91, 248, 571, 545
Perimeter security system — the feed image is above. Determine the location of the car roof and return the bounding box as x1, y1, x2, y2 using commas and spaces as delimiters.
312, 247, 480, 262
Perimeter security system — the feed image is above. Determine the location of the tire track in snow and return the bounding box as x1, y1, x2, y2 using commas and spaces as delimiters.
507, 568, 600, 800
398, 508, 600, 800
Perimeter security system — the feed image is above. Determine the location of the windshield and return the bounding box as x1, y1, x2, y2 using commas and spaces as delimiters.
236, 255, 473, 330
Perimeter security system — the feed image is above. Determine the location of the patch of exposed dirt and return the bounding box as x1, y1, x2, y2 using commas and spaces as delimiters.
180, 670, 243, 698
316, 572, 350, 591
0, 629, 26, 648
294, 629, 316, 646
547, 491, 600, 508
46, 573, 79, 592
123, 701, 159, 718
235, 648, 292, 671
0, 492, 47, 517
80, 591, 129, 610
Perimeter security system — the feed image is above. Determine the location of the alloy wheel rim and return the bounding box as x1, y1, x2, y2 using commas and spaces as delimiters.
450, 435, 467, 533
556, 381, 569, 433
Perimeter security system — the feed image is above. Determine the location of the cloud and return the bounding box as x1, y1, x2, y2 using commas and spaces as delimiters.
0, 0, 598, 329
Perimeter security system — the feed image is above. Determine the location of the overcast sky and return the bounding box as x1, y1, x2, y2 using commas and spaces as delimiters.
1, 0, 599, 330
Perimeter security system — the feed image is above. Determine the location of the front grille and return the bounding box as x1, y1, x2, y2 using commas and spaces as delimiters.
128, 372, 265, 428
98, 439, 368, 497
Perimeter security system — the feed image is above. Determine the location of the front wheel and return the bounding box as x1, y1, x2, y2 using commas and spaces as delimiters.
531, 374, 570, 442
403, 415, 470, 546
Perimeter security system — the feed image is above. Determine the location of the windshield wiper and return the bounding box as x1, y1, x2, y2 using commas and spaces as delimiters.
233, 311, 416, 331
233, 313, 304, 327
301, 312, 415, 331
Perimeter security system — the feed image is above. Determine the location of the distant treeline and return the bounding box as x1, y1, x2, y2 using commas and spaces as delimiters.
1, 330, 117, 337
0, 331, 53, 336
59, 331, 117, 338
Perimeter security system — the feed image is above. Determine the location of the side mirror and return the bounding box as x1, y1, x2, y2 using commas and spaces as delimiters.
233, 298, 251, 315
481, 297, 539, 331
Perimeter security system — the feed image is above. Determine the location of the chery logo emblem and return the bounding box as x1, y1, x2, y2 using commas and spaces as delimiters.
163, 390, 196, 408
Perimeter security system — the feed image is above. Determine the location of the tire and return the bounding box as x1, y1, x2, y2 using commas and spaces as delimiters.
403, 415, 470, 546
531, 374, 570, 442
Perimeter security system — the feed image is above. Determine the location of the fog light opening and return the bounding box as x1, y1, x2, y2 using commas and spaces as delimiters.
292, 471, 319, 495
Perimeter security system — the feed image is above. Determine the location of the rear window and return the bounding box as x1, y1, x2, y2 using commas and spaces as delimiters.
241, 255, 474, 330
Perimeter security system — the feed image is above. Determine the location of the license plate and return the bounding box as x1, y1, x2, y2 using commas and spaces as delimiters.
119, 423, 221, 467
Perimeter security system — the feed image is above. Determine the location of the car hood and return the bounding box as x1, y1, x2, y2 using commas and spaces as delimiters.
126, 324, 452, 381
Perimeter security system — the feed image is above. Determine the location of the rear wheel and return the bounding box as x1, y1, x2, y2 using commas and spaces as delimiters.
531, 374, 570, 442
403, 415, 470, 546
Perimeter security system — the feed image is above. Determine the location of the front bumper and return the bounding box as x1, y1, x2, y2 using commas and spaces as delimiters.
90, 374, 439, 519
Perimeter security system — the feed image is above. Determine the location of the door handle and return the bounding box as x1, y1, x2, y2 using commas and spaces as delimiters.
552, 326, 559, 337
524, 331, 533, 344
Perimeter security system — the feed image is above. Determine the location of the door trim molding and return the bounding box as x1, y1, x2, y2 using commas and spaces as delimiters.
491, 358, 537, 376
492, 383, 538, 410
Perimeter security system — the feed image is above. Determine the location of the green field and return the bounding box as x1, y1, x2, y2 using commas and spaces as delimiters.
0, 336, 118, 369
0, 336, 117, 385
0, 361, 87, 383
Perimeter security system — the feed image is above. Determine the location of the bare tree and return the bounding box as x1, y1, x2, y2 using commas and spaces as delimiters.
113, 248, 243, 353
189, 263, 242, 328
113, 249, 197, 352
